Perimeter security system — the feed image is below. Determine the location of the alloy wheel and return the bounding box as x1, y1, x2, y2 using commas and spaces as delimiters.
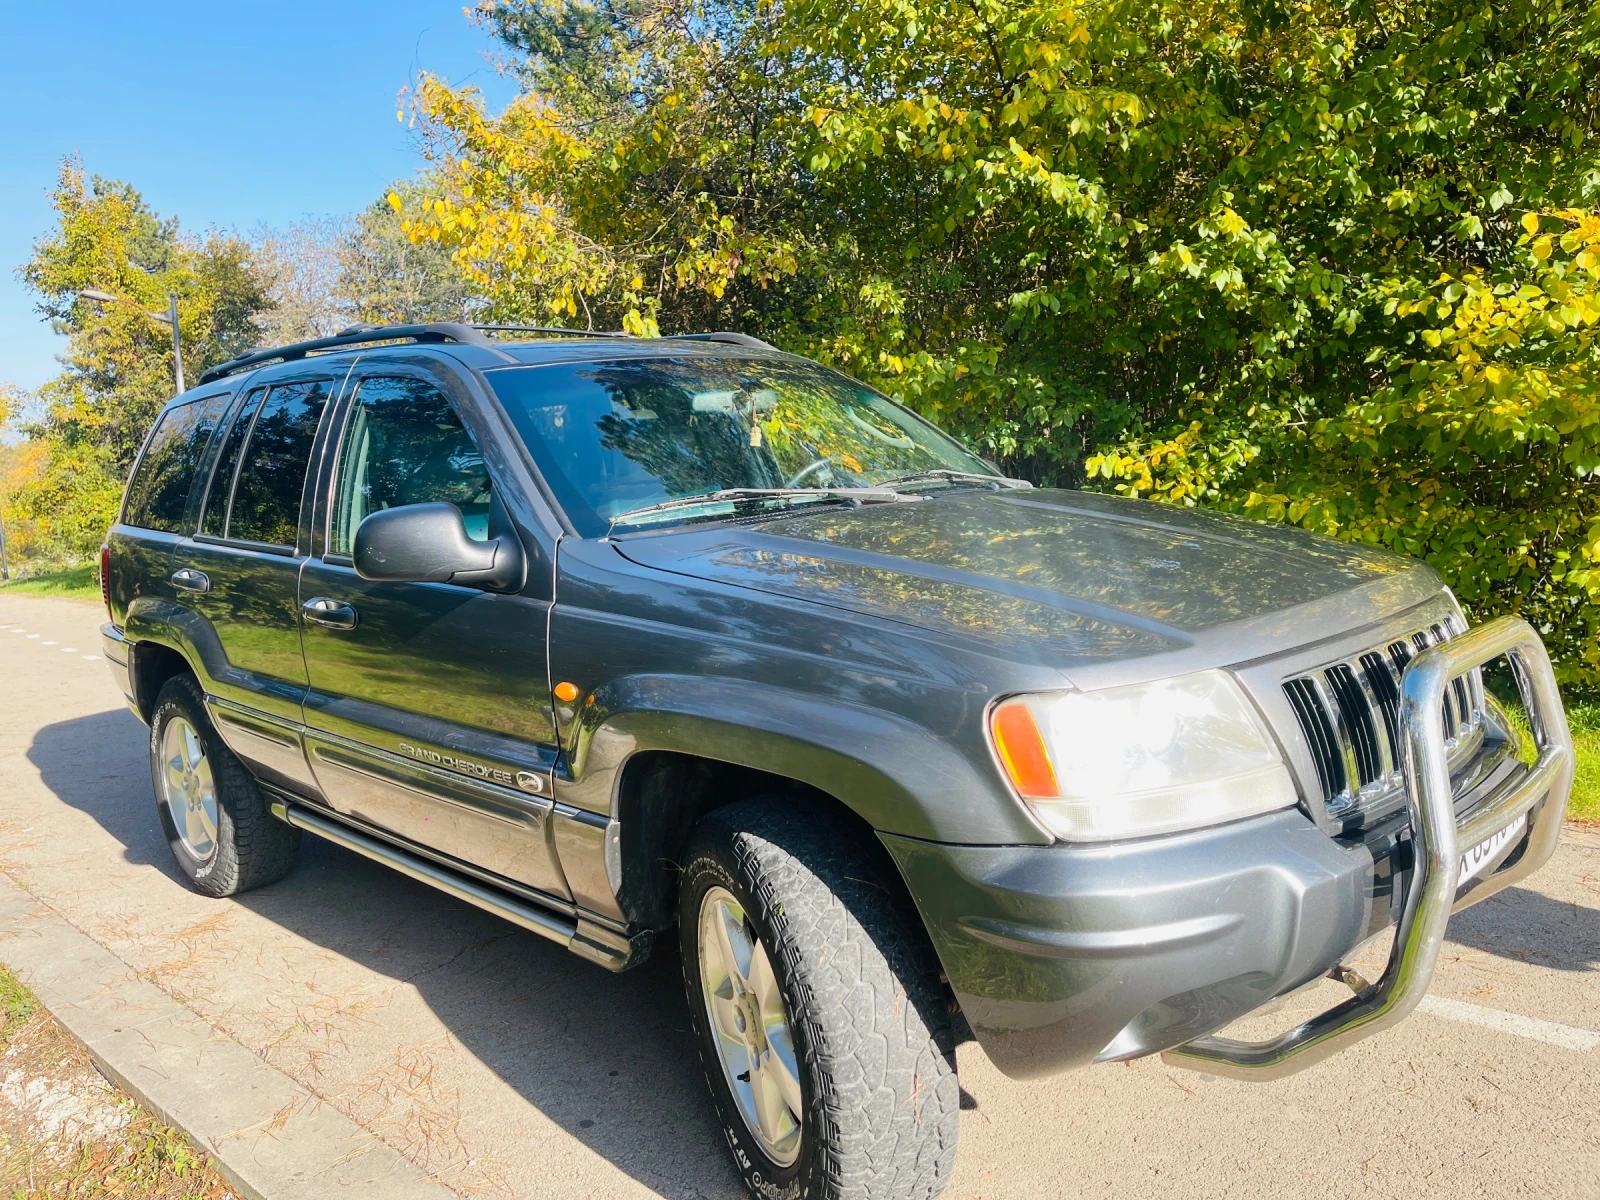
697, 885, 804, 1165
161, 717, 218, 861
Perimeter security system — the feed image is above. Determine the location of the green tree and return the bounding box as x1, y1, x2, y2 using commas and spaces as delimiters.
402, 0, 817, 333
253, 182, 481, 346
18, 159, 273, 556
405, 0, 1600, 685
344, 184, 483, 326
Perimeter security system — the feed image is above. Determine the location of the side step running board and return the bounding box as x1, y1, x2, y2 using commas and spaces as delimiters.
268, 800, 650, 971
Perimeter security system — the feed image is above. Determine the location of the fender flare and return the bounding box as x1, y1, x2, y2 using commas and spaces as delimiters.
559, 673, 1049, 846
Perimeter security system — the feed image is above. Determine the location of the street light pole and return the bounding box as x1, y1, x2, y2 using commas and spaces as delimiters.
165, 294, 185, 393
77, 289, 185, 394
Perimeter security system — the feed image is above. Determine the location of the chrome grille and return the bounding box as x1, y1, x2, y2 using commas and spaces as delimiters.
1283, 618, 1486, 817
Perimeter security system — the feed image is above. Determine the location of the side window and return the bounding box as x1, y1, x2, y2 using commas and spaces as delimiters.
330, 376, 492, 557
201, 388, 266, 536
123, 393, 231, 532
225, 380, 333, 547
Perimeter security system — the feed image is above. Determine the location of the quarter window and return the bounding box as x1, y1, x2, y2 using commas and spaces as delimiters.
330, 376, 492, 557
123, 392, 232, 533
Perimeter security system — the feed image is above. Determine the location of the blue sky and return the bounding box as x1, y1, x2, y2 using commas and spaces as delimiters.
0, 1, 516, 394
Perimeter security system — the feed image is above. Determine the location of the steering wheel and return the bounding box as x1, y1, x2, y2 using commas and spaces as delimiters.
784, 457, 832, 488
845, 408, 916, 449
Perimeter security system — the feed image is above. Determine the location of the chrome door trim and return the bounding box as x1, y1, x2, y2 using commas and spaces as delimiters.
302, 596, 358, 629
170, 568, 210, 593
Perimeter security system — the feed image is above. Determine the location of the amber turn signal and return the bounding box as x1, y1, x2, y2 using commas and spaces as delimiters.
990, 700, 1059, 799
554, 681, 580, 703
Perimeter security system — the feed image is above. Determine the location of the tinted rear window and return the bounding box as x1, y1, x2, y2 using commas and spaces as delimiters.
226, 380, 332, 546
122, 393, 232, 533
201, 389, 266, 536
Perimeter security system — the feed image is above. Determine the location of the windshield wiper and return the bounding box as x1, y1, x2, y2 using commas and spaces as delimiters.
878, 469, 1033, 492
608, 486, 902, 531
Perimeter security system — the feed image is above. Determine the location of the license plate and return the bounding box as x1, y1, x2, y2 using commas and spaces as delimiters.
1458, 814, 1527, 884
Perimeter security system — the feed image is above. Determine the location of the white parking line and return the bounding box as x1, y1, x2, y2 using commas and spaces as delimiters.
26, 633, 38, 639
61, 647, 77, 653
1420, 995, 1600, 1051
41, 640, 55, 646
82, 655, 99, 662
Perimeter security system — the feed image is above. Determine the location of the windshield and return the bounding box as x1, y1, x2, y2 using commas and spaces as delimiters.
486, 356, 996, 534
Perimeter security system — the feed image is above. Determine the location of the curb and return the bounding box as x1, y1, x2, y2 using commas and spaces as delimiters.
0, 871, 453, 1200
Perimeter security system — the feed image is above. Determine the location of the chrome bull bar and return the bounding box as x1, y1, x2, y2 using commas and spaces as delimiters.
1163, 615, 1573, 1081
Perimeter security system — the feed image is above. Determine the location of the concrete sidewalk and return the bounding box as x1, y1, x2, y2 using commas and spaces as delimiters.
2, 592, 1598, 1199
0, 872, 451, 1199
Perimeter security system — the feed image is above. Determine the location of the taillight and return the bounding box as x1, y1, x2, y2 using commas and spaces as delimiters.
100, 543, 113, 620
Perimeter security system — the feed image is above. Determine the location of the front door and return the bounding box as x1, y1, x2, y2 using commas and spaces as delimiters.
172, 374, 336, 791
297, 367, 567, 898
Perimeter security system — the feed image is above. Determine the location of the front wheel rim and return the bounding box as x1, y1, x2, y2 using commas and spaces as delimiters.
697, 885, 803, 1166
160, 717, 218, 861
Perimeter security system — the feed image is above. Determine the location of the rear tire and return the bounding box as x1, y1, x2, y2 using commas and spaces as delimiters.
149, 674, 299, 897
679, 799, 959, 1200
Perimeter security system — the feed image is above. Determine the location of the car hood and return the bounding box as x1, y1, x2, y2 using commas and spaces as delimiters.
611, 488, 1443, 685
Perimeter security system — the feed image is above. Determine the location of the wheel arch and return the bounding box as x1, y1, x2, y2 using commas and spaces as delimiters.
123, 596, 231, 714
609, 749, 893, 931
557, 672, 1045, 950
129, 640, 196, 723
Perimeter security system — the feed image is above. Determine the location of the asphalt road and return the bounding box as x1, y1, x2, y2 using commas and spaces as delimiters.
1, 592, 1597, 1199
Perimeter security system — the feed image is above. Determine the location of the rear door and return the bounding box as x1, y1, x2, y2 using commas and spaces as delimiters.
297, 360, 567, 898
171, 369, 340, 791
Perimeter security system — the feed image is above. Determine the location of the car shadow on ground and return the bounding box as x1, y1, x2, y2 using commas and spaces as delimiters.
30, 709, 1600, 1195
1445, 880, 1600, 972
28, 707, 742, 1198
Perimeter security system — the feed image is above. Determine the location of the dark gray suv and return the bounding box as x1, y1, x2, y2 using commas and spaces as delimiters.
100, 322, 1573, 1200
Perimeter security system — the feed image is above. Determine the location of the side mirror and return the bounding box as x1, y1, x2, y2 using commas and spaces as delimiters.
353, 501, 526, 593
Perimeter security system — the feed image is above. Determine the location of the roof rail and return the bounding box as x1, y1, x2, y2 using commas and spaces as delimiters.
197, 323, 782, 386
470, 325, 776, 349
669, 332, 778, 351
471, 323, 635, 340
197, 322, 502, 386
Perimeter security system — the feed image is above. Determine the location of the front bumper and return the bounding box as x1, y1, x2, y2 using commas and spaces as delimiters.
886, 616, 1573, 1081
885, 807, 1374, 1077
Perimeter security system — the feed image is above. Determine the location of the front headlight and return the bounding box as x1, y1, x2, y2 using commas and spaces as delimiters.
988, 670, 1298, 841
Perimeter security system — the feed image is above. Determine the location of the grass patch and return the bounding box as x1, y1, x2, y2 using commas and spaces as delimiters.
1500, 697, 1600, 824
0, 965, 232, 1199
0, 564, 99, 602
0, 966, 35, 1034
1563, 701, 1600, 824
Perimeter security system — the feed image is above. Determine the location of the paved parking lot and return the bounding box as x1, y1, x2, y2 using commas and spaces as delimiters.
1, 592, 1597, 1198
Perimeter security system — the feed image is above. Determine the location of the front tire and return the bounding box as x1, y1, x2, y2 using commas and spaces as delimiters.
149, 674, 299, 897
679, 799, 959, 1200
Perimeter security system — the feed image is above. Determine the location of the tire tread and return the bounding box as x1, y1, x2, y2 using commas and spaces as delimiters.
683, 799, 959, 1200
150, 674, 299, 897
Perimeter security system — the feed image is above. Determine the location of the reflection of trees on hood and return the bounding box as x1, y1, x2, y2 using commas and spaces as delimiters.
758, 492, 1406, 630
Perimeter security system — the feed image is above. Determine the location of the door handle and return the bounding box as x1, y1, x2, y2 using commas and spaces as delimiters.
170, 568, 210, 593
302, 597, 359, 630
